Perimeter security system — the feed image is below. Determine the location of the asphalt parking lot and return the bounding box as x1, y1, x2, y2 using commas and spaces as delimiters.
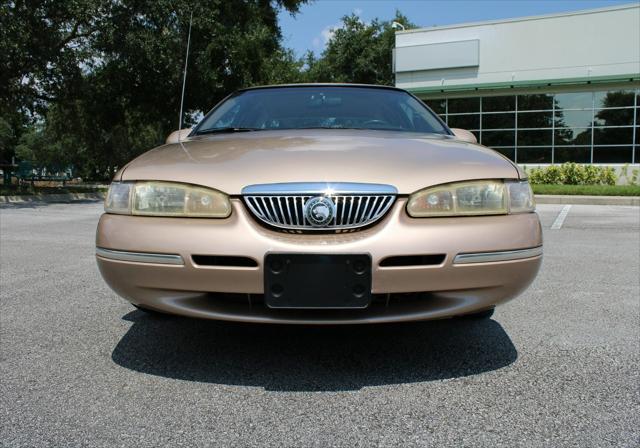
1, 201, 638, 447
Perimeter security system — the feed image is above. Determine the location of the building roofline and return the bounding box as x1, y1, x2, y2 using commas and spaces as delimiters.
396, 2, 638, 35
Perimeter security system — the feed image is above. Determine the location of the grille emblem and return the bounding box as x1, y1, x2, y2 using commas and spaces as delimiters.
304, 196, 336, 227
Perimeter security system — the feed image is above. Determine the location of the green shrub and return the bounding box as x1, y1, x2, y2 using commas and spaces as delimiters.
528, 166, 563, 184
544, 165, 565, 184
527, 167, 544, 184
525, 163, 618, 185
562, 163, 584, 184
582, 165, 600, 185
599, 167, 617, 186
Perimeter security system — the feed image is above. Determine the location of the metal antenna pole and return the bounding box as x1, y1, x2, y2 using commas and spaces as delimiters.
178, 10, 193, 132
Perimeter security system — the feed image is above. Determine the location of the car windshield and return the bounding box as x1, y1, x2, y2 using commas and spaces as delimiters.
194, 86, 450, 135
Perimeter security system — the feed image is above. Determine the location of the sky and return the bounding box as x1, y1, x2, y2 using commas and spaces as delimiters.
278, 0, 635, 57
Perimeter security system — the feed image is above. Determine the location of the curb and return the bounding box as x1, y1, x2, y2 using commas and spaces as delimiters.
535, 194, 639, 206
0, 192, 106, 204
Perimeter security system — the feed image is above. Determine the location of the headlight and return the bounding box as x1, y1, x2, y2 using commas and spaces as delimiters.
104, 181, 231, 218
407, 180, 534, 217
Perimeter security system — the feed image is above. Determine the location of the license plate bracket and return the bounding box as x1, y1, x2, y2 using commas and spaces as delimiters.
264, 254, 372, 309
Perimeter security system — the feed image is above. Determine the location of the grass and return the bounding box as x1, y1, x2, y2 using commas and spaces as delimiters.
0, 184, 108, 196
532, 184, 640, 196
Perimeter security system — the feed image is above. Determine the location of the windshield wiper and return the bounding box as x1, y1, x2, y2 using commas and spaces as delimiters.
195, 127, 261, 135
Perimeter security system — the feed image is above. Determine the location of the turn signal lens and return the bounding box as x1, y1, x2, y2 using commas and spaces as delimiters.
105, 181, 231, 218
104, 182, 133, 214
407, 180, 534, 217
506, 180, 536, 213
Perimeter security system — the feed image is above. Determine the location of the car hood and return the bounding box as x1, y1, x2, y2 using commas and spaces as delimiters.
120, 129, 520, 195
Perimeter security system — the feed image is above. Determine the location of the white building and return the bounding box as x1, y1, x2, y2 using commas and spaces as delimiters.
394, 3, 640, 165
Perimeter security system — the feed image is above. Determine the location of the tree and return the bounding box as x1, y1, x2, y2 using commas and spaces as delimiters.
0, 117, 13, 162
303, 12, 414, 86
0, 0, 102, 164
0, 0, 101, 117
2, 0, 307, 178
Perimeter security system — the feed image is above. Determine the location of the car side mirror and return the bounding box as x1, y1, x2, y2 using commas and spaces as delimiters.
450, 128, 478, 144
166, 128, 193, 144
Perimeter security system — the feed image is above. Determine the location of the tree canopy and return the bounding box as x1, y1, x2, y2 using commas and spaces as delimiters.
303, 12, 413, 86
1, 2, 413, 179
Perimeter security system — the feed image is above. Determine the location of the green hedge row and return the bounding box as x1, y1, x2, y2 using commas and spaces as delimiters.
524, 163, 618, 185
531, 184, 640, 196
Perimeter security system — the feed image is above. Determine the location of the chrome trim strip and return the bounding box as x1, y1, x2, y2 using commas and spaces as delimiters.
453, 246, 543, 264
96, 247, 184, 265
347, 196, 354, 224
242, 182, 398, 196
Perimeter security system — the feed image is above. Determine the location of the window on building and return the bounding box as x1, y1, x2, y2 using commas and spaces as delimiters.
518, 94, 554, 111
447, 114, 479, 130
555, 147, 591, 163
424, 99, 446, 115
483, 113, 515, 129
423, 89, 638, 163
482, 130, 515, 147
448, 97, 480, 113
483, 96, 515, 112
517, 147, 553, 163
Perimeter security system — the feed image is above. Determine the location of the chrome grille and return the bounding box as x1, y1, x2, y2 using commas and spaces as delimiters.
242, 183, 397, 231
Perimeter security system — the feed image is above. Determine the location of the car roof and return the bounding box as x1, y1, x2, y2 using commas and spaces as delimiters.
236, 83, 407, 94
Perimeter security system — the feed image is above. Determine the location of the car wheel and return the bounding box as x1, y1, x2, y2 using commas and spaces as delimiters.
459, 308, 495, 319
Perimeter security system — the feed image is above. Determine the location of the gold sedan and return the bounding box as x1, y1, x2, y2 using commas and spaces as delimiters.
96, 84, 542, 324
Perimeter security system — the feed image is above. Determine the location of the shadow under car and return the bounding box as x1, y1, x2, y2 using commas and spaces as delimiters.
111, 310, 517, 392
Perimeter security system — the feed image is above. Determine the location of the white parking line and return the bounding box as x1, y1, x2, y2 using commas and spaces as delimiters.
551, 205, 572, 230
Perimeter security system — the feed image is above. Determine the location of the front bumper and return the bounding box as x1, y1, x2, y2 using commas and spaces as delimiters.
96, 199, 542, 324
